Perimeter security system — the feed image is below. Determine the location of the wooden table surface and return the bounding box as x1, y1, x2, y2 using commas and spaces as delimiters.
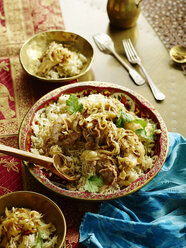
60, 0, 186, 137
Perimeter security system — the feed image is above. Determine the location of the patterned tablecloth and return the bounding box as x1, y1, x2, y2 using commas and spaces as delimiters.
0, 1, 89, 247
141, 0, 186, 73
0, 0, 64, 193
0, 0, 185, 247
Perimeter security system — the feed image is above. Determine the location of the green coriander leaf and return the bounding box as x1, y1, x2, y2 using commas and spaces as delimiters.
116, 115, 125, 128
66, 94, 83, 113
35, 232, 43, 248
85, 175, 104, 193
116, 109, 133, 128
135, 129, 153, 141
133, 119, 147, 129
149, 124, 157, 140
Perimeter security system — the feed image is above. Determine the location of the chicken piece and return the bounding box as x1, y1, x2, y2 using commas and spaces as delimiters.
81, 150, 99, 176
96, 159, 118, 185
59, 131, 81, 146
99, 166, 117, 185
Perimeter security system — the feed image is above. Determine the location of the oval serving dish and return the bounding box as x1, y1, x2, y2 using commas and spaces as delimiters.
19, 30, 94, 83
19, 81, 169, 201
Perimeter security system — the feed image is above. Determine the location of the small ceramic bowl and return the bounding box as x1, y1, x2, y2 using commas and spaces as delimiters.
0, 191, 66, 247
19, 30, 94, 82
18, 81, 169, 201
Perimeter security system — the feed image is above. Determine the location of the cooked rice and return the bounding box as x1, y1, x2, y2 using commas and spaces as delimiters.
36, 41, 87, 79
30, 94, 160, 193
0, 207, 58, 248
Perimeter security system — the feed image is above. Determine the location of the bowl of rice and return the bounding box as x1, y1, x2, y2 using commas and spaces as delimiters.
18, 81, 169, 201
0, 191, 66, 247
19, 30, 94, 83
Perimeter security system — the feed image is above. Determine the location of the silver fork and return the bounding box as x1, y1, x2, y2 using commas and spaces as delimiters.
123, 39, 165, 101
93, 33, 145, 86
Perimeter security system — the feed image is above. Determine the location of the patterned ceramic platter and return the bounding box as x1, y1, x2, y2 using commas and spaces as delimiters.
19, 82, 169, 201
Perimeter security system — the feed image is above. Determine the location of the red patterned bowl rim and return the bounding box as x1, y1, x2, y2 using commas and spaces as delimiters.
18, 81, 169, 201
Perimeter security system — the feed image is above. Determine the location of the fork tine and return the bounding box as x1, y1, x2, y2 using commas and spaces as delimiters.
128, 39, 138, 58
127, 39, 135, 61
123, 39, 132, 61
123, 39, 137, 62
123, 40, 130, 59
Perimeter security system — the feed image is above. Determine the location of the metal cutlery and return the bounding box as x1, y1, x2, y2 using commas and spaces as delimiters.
93, 33, 145, 86
123, 39, 165, 101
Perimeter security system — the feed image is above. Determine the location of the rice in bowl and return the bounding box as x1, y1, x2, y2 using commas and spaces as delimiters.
0, 207, 58, 247
36, 41, 87, 79
30, 93, 161, 194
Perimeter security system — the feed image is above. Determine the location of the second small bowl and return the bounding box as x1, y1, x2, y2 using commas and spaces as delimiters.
0, 191, 66, 247
19, 30, 94, 83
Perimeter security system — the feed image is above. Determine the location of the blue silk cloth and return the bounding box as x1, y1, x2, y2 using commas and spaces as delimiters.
79, 132, 186, 248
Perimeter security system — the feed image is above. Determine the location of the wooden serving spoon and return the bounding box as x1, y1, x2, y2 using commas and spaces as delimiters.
0, 144, 77, 182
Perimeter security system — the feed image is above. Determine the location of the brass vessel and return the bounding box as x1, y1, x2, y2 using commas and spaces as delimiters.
107, 0, 142, 29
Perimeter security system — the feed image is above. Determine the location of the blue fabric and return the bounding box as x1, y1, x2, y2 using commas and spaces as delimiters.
79, 132, 186, 248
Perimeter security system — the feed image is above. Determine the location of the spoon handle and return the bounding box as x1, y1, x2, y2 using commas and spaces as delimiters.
0, 144, 53, 166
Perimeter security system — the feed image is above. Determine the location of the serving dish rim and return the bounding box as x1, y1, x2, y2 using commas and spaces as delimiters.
18, 81, 169, 201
